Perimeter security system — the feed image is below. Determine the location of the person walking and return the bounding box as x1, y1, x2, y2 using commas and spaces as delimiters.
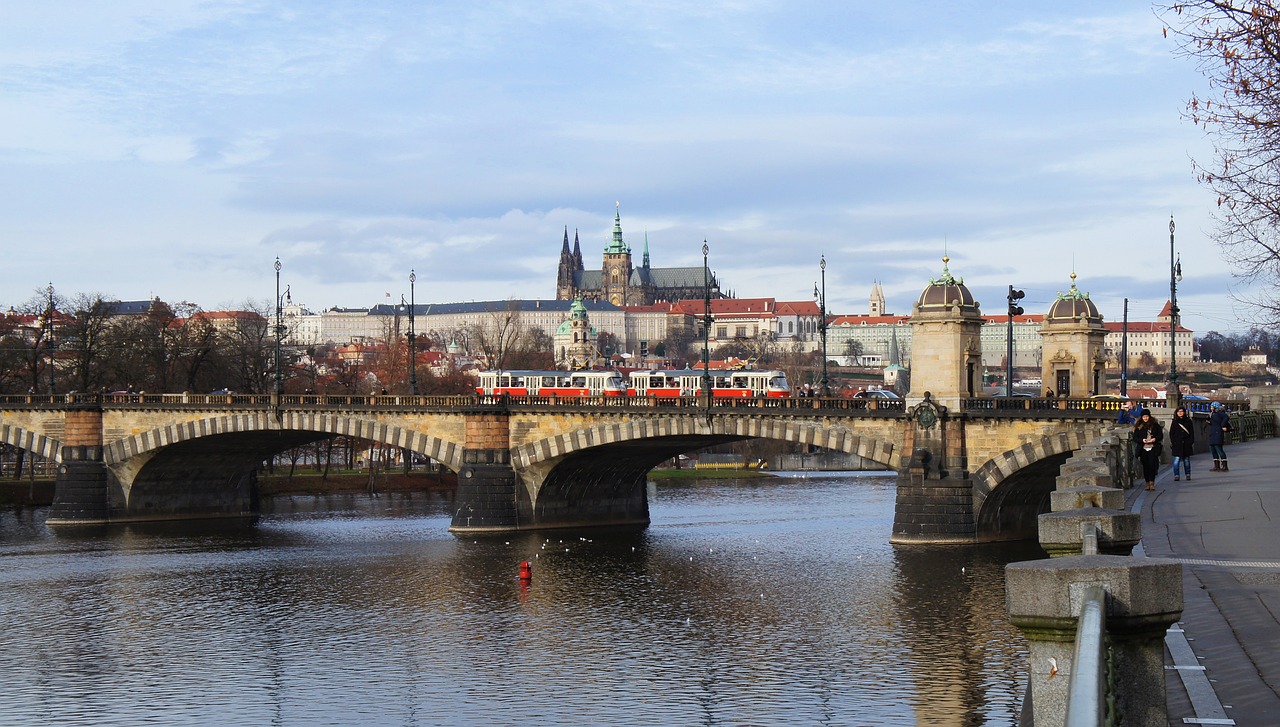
1169, 405, 1195, 481
1208, 401, 1233, 471
1132, 408, 1164, 491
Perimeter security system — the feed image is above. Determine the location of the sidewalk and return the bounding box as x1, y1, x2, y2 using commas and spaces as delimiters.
1129, 436, 1280, 725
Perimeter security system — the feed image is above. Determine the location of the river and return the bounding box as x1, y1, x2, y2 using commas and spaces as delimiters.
0, 472, 1036, 726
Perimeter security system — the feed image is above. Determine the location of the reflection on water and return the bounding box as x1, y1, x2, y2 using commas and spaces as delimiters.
0, 473, 1035, 726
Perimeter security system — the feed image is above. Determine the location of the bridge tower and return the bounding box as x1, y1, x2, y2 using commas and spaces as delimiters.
1039, 272, 1108, 397
893, 256, 984, 544
906, 256, 984, 410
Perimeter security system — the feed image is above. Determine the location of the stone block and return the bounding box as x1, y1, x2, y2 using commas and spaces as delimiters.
1005, 555, 1182, 727
1049, 485, 1123, 512
1038, 508, 1140, 557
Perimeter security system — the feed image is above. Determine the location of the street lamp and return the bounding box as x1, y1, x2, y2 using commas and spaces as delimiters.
702, 241, 712, 422
273, 257, 288, 398
814, 255, 829, 396
1168, 216, 1183, 408
45, 282, 55, 395
408, 269, 418, 395
1006, 285, 1025, 396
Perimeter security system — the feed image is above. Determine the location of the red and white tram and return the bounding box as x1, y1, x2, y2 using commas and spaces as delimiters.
475, 370, 627, 397
628, 369, 791, 398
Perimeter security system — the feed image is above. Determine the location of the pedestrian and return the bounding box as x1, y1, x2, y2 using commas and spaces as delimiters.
1132, 408, 1164, 491
1208, 401, 1233, 471
1117, 399, 1140, 425
1045, 388, 1055, 398
1169, 405, 1195, 481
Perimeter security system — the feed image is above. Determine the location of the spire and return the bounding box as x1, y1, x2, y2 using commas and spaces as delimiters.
643, 231, 651, 268
560, 226, 570, 256
606, 202, 629, 254
572, 229, 583, 270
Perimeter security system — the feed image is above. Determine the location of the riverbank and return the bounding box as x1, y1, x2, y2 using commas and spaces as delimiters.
1, 470, 459, 507
0, 480, 55, 507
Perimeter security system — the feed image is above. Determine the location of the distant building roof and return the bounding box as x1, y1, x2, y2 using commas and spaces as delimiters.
366, 299, 621, 316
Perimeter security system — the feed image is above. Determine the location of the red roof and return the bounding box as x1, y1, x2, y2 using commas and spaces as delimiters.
829, 314, 912, 326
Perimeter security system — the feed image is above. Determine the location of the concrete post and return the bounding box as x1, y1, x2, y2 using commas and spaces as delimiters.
1006, 555, 1182, 727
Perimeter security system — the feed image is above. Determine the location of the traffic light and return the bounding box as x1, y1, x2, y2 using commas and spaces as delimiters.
1007, 286, 1025, 317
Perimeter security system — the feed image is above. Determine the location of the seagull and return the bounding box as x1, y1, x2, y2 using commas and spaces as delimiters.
1048, 658, 1058, 679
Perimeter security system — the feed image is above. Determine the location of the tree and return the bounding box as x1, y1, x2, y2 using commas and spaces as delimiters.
1162, 2, 1280, 321
61, 293, 115, 393
843, 339, 865, 360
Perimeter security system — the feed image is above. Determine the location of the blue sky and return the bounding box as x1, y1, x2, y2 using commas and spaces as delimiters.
0, 1, 1253, 334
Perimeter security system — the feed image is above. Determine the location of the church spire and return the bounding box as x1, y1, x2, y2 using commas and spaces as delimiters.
643, 231, 651, 268
606, 202, 629, 254
572, 229, 583, 270
560, 227, 571, 256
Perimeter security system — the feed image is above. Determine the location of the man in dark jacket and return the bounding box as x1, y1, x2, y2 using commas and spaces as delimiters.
1208, 402, 1232, 471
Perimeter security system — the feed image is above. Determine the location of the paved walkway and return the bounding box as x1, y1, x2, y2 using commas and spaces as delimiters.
1127, 436, 1280, 726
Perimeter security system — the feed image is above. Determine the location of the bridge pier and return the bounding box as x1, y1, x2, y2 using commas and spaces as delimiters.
47, 405, 111, 525
892, 397, 976, 543
450, 411, 522, 532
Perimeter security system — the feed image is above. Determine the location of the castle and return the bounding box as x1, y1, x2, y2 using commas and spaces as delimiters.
555, 206, 723, 306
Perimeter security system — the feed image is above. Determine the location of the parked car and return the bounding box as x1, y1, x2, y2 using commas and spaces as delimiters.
853, 390, 900, 399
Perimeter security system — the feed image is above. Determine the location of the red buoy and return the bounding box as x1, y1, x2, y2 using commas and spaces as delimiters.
519, 561, 533, 581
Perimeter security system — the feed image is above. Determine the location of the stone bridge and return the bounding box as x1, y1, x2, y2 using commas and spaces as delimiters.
0, 392, 1121, 543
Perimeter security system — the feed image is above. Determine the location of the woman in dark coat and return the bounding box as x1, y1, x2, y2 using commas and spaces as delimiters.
1169, 406, 1195, 481
1132, 408, 1164, 491
1208, 401, 1232, 471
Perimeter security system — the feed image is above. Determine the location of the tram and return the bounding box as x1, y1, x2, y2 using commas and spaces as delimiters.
628, 369, 791, 398
475, 370, 627, 397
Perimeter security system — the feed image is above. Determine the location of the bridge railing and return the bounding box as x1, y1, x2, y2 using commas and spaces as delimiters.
0, 392, 906, 413
1064, 584, 1115, 727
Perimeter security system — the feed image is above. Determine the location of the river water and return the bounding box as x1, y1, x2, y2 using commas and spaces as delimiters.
0, 472, 1037, 726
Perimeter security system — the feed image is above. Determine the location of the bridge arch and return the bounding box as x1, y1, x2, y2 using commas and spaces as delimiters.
104, 412, 466, 471
0, 424, 62, 463
509, 414, 900, 527
971, 427, 1105, 542
512, 415, 899, 472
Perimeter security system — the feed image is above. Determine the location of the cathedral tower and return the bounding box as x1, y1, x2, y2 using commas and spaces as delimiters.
601, 204, 634, 306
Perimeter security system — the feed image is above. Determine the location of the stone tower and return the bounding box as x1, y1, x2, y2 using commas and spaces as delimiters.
1039, 273, 1108, 397
869, 280, 886, 317
555, 298, 598, 369
601, 204, 634, 306
906, 256, 984, 409
556, 227, 577, 300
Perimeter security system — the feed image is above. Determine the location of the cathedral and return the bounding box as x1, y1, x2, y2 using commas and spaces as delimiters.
556, 207, 723, 306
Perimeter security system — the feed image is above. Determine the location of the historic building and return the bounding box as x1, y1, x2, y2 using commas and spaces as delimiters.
554, 298, 600, 369
555, 206, 723, 306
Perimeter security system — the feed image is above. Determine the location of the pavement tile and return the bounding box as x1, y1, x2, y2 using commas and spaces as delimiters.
1130, 436, 1280, 725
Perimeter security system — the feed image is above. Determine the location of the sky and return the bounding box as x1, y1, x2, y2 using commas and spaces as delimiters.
0, 1, 1258, 335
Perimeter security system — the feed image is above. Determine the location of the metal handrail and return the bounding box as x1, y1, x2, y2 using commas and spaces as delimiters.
1064, 584, 1113, 727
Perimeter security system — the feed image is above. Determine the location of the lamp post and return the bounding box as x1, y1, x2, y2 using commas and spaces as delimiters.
1006, 285, 1025, 396
1168, 216, 1182, 409
408, 269, 418, 395
702, 241, 712, 422
45, 282, 55, 395
274, 257, 285, 398
814, 255, 828, 396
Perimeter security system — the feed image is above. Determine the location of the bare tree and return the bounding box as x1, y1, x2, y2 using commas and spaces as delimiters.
467, 300, 526, 370
1162, 1, 1280, 321
61, 293, 116, 393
